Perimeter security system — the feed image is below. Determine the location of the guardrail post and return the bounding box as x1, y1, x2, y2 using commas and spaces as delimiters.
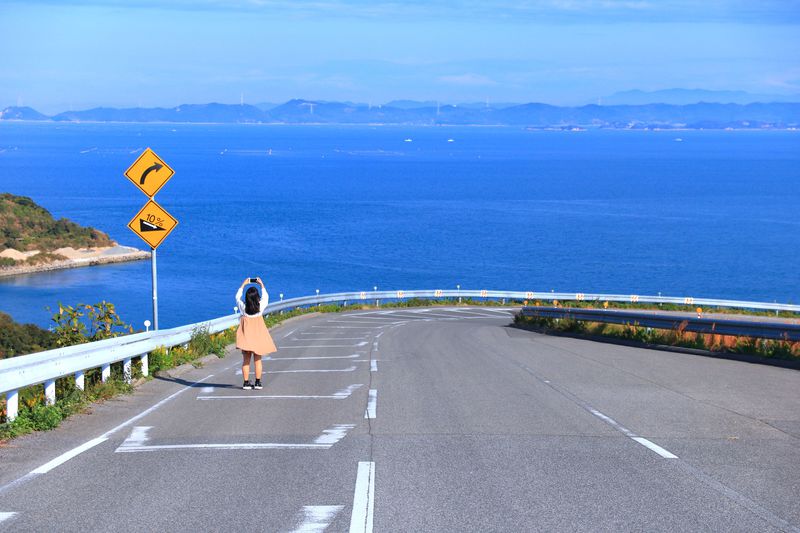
123, 358, 132, 384
75, 370, 85, 391
101, 363, 110, 382
45, 379, 56, 405
6, 390, 18, 421
141, 353, 149, 377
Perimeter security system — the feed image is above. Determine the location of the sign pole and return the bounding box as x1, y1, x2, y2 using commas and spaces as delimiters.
124, 148, 177, 333
151, 248, 159, 330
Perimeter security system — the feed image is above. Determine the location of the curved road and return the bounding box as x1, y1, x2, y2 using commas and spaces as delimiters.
1, 307, 799, 532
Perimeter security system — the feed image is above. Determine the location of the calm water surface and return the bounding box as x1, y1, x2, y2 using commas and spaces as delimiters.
0, 123, 798, 328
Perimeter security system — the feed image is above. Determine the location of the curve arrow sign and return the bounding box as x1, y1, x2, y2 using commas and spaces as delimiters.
140, 163, 163, 185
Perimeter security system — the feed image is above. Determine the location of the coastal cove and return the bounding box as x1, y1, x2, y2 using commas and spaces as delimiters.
0, 245, 149, 278
0, 123, 798, 329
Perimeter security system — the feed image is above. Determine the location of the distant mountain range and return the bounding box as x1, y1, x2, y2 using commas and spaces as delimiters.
602, 88, 800, 106
2, 99, 800, 129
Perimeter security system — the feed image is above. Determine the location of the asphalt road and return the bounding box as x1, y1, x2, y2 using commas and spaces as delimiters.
1, 306, 799, 532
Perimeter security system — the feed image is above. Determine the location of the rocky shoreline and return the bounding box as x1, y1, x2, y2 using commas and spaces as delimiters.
0, 245, 150, 278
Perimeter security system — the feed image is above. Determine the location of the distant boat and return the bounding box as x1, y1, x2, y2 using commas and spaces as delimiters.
447, 139, 455, 143
674, 138, 683, 142
404, 138, 413, 143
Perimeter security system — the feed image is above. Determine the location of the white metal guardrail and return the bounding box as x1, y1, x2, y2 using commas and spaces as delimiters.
1, 289, 798, 421
520, 307, 800, 341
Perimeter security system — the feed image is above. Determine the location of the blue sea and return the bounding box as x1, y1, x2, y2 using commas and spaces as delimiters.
0, 122, 798, 329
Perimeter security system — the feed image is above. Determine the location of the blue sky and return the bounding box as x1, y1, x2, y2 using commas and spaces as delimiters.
2, 1, 799, 112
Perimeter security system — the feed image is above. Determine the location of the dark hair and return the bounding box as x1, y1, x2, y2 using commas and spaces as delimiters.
245, 286, 260, 315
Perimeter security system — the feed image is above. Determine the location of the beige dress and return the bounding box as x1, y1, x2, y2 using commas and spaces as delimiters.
235, 285, 277, 356
236, 314, 277, 355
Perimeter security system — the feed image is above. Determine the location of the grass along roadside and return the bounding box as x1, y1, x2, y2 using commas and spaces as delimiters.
514, 313, 800, 362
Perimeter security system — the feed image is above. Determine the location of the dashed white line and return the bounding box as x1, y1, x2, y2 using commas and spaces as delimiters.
587, 409, 677, 458
631, 437, 679, 459
364, 389, 377, 419
0, 512, 18, 524
349, 461, 375, 533
288, 505, 344, 533
30, 437, 108, 474
370, 360, 378, 372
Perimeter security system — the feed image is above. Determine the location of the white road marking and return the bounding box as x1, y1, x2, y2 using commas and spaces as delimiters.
349, 461, 375, 533
292, 337, 367, 340
314, 424, 357, 444
365, 389, 377, 419
120, 426, 152, 447
448, 308, 505, 316
280, 344, 366, 348
116, 424, 355, 453
312, 325, 383, 329
271, 354, 359, 360
631, 437, 679, 459
588, 409, 637, 438
587, 409, 676, 458
1, 372, 220, 495
288, 505, 344, 533
270, 366, 358, 374
370, 360, 378, 372
474, 308, 516, 315
197, 384, 363, 401
117, 443, 331, 451
283, 328, 297, 337
340, 316, 401, 321
370, 312, 429, 319
31, 437, 108, 474
0, 512, 17, 524
201, 386, 214, 393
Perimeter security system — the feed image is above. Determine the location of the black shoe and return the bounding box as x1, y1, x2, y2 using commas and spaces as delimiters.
243, 380, 253, 390
254, 379, 263, 390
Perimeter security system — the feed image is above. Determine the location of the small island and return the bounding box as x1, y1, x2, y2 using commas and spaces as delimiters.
0, 193, 149, 277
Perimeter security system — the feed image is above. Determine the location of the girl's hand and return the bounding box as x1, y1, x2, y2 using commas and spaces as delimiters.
242, 278, 250, 286
256, 277, 265, 286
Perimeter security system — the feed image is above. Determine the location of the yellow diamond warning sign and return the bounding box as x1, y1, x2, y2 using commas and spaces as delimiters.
124, 147, 175, 198
127, 199, 178, 249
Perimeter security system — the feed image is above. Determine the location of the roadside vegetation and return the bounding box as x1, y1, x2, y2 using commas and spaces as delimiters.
514, 304, 800, 361
0, 193, 114, 266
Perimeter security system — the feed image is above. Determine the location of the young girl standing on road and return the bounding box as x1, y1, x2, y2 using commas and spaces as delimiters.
235, 277, 277, 390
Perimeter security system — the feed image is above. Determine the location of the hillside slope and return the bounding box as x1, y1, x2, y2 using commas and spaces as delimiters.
0, 193, 114, 256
